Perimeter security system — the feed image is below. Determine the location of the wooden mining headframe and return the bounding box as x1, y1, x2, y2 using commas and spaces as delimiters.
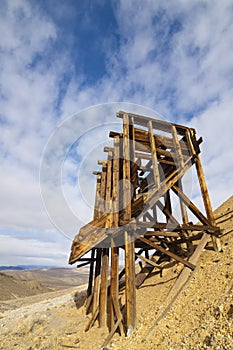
69, 111, 221, 344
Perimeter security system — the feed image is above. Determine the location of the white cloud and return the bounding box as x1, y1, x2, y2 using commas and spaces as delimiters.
0, 234, 70, 266
0, 0, 233, 265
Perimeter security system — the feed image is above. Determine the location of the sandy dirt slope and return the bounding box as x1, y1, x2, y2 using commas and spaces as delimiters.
0, 272, 53, 301
110, 195, 233, 350
0, 196, 232, 350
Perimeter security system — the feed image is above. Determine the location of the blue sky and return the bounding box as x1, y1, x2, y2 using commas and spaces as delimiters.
0, 0, 233, 266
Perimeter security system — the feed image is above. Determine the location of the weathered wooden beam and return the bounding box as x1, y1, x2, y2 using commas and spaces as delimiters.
110, 240, 123, 333
117, 111, 195, 136
135, 263, 154, 289
123, 114, 132, 221
123, 113, 136, 333
171, 184, 211, 226
138, 236, 196, 270
195, 154, 221, 252
172, 125, 189, 225
125, 230, 136, 332
93, 174, 101, 220
92, 248, 102, 324
156, 197, 179, 226
148, 120, 160, 188
102, 313, 123, 348
86, 249, 95, 314
136, 254, 162, 269
138, 157, 193, 219
92, 170, 101, 175
85, 305, 99, 332
144, 231, 180, 238
136, 221, 218, 232
99, 248, 109, 328
99, 164, 107, 215
109, 136, 124, 334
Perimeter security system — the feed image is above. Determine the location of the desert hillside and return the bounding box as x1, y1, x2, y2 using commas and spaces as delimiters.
0, 196, 232, 350
0, 267, 89, 303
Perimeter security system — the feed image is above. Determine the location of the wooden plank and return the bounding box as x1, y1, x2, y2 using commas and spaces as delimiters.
157, 197, 179, 226
110, 241, 120, 330
135, 263, 154, 289
110, 241, 124, 335
136, 254, 162, 269
99, 151, 113, 327
144, 231, 180, 238
105, 157, 112, 207
152, 204, 158, 223
109, 136, 124, 334
134, 147, 187, 162
167, 232, 210, 300
172, 184, 212, 226
117, 111, 194, 136
138, 157, 193, 220
172, 125, 184, 168
105, 157, 113, 230
122, 113, 136, 332
69, 222, 107, 264
129, 116, 137, 199
125, 230, 136, 330
98, 159, 107, 165
137, 221, 218, 232
111, 295, 124, 335
102, 313, 123, 348
99, 164, 107, 215
92, 248, 102, 324
133, 128, 190, 151
135, 248, 162, 289
138, 236, 196, 270
86, 249, 95, 314
164, 190, 172, 223
92, 170, 101, 175
112, 136, 120, 226
99, 248, 109, 328
104, 146, 114, 153
123, 113, 132, 221
185, 129, 195, 156
195, 154, 221, 252
93, 174, 101, 220
172, 125, 189, 225
148, 120, 160, 187
85, 305, 99, 332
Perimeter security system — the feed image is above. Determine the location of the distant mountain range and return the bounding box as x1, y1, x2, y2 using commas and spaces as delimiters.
0, 265, 59, 271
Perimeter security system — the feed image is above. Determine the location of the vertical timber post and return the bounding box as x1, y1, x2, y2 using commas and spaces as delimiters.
123, 113, 136, 334
109, 136, 124, 334
148, 120, 160, 188
172, 125, 189, 225
99, 154, 112, 328
195, 153, 222, 252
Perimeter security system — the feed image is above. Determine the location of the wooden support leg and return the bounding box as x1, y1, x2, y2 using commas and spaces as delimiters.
92, 248, 102, 323
172, 125, 192, 253
195, 155, 221, 252
99, 248, 109, 328
110, 239, 124, 335
125, 230, 136, 334
85, 249, 95, 314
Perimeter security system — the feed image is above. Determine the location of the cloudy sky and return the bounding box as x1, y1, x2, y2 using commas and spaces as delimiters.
0, 0, 233, 267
